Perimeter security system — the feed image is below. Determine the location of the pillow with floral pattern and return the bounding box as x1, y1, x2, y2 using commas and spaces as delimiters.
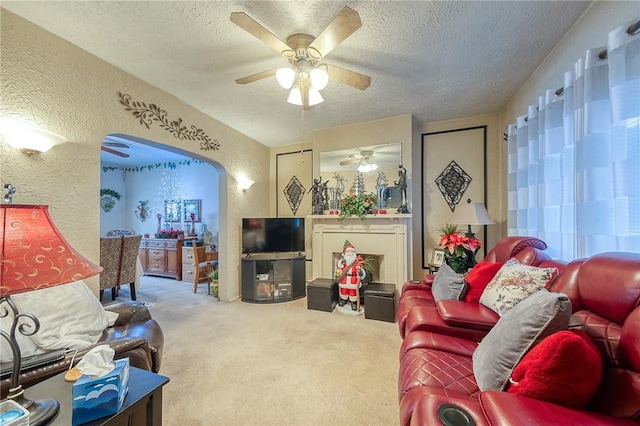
479, 258, 559, 316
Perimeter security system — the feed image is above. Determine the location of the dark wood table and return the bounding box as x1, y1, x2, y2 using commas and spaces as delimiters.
26, 367, 169, 426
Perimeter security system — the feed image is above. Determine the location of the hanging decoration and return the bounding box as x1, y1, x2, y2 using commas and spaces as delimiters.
135, 200, 150, 222
102, 158, 206, 173
118, 92, 220, 151
284, 176, 305, 215
435, 161, 472, 212
100, 188, 121, 212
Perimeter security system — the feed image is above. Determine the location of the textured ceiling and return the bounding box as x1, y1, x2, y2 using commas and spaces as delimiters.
4, 1, 591, 152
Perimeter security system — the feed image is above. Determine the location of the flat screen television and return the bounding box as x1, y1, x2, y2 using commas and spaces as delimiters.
242, 217, 305, 254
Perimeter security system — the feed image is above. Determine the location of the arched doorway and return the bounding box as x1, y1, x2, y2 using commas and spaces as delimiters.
99, 133, 227, 300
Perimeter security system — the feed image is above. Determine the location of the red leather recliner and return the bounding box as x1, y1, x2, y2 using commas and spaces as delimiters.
397, 252, 640, 425
396, 236, 550, 338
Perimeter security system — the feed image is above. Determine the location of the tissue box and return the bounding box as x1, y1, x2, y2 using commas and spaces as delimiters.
0, 400, 29, 426
72, 358, 130, 425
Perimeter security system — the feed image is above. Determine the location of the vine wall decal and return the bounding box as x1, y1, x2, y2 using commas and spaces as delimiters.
102, 159, 206, 173
118, 92, 220, 151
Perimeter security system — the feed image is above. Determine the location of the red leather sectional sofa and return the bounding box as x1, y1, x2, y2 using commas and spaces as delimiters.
397, 236, 552, 339
397, 246, 640, 425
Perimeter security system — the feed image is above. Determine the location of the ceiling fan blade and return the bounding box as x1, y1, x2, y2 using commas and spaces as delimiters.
230, 12, 291, 55
235, 69, 278, 85
308, 7, 362, 59
339, 158, 360, 166
325, 64, 371, 91
101, 146, 130, 158
102, 142, 129, 149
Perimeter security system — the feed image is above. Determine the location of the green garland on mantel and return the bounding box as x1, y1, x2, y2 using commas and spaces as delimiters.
100, 188, 121, 200
102, 159, 206, 173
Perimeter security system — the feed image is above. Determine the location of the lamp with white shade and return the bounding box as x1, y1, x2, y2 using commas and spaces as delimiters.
450, 200, 494, 268
450, 200, 495, 239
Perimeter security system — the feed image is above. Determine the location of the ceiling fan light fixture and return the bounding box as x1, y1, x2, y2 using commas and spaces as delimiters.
287, 87, 303, 105
308, 88, 324, 106
276, 67, 296, 89
310, 66, 329, 90
357, 162, 378, 173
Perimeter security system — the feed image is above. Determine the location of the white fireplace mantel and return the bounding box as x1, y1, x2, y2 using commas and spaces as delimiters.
308, 214, 412, 291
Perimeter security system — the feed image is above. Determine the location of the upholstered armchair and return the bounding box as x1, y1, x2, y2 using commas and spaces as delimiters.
99, 234, 142, 301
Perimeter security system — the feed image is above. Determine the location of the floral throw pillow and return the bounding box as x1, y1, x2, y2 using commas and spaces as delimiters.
479, 258, 559, 316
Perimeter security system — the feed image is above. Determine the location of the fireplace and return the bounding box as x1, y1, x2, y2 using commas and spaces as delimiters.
310, 215, 412, 292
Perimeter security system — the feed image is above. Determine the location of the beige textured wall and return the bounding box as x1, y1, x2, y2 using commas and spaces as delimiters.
412, 113, 502, 279
0, 10, 270, 301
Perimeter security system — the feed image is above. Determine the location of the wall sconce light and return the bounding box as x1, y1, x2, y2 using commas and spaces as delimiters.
237, 179, 255, 191
0, 119, 68, 154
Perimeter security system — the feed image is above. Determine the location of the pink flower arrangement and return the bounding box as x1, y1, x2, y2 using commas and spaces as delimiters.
438, 224, 482, 273
190, 212, 196, 221
439, 228, 482, 254
155, 228, 184, 239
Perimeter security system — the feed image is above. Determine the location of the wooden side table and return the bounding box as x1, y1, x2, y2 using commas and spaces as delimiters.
26, 367, 169, 425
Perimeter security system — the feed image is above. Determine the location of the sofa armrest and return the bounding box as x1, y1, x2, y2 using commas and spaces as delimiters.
104, 301, 152, 326
436, 300, 499, 331
101, 319, 164, 372
401, 279, 432, 294
479, 391, 639, 426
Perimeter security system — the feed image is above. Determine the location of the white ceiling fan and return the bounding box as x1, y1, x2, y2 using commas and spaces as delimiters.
230, 6, 371, 110
339, 146, 398, 172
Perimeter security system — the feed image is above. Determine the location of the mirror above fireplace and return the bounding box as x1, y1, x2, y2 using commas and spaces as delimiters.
319, 142, 402, 208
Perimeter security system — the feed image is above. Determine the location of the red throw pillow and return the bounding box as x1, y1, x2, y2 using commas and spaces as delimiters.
464, 261, 503, 303
507, 330, 603, 409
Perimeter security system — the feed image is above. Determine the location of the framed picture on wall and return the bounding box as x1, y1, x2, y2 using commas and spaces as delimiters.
183, 199, 202, 222
164, 200, 181, 222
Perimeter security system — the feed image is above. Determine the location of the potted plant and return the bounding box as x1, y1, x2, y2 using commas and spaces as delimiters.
438, 224, 482, 274
337, 192, 378, 222
209, 269, 219, 298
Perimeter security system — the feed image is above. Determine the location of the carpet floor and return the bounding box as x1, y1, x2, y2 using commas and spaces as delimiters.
117, 276, 401, 425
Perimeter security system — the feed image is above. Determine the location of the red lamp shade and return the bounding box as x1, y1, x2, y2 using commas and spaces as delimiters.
0, 204, 102, 296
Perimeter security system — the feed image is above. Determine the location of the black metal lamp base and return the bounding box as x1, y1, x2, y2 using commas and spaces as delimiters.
10, 389, 60, 426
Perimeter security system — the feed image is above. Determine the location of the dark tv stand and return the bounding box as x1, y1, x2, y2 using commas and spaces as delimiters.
241, 253, 306, 303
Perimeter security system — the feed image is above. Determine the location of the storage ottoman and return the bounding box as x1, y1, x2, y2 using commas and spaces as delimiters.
307, 278, 338, 312
364, 282, 396, 322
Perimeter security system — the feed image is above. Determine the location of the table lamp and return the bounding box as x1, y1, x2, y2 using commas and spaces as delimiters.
451, 200, 495, 239
450, 200, 495, 268
1, 204, 102, 425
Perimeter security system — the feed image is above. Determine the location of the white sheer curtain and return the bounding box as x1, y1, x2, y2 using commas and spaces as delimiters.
508, 18, 640, 259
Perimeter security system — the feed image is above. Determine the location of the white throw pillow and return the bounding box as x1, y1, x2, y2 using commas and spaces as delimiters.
3, 280, 115, 359
479, 258, 558, 316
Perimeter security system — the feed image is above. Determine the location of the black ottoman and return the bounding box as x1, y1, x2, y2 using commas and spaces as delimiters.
307, 278, 338, 312
364, 282, 396, 322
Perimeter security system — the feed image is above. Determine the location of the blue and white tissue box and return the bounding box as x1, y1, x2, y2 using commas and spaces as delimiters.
71, 357, 129, 425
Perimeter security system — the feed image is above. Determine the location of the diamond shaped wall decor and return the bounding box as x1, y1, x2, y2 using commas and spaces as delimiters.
435, 161, 472, 211
284, 176, 305, 215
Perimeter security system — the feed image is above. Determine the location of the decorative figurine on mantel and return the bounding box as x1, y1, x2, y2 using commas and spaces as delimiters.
395, 164, 409, 214
376, 170, 389, 209
336, 241, 366, 312
329, 173, 346, 211
310, 177, 328, 215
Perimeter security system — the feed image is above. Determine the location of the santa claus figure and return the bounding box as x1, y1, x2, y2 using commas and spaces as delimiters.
336, 242, 366, 311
